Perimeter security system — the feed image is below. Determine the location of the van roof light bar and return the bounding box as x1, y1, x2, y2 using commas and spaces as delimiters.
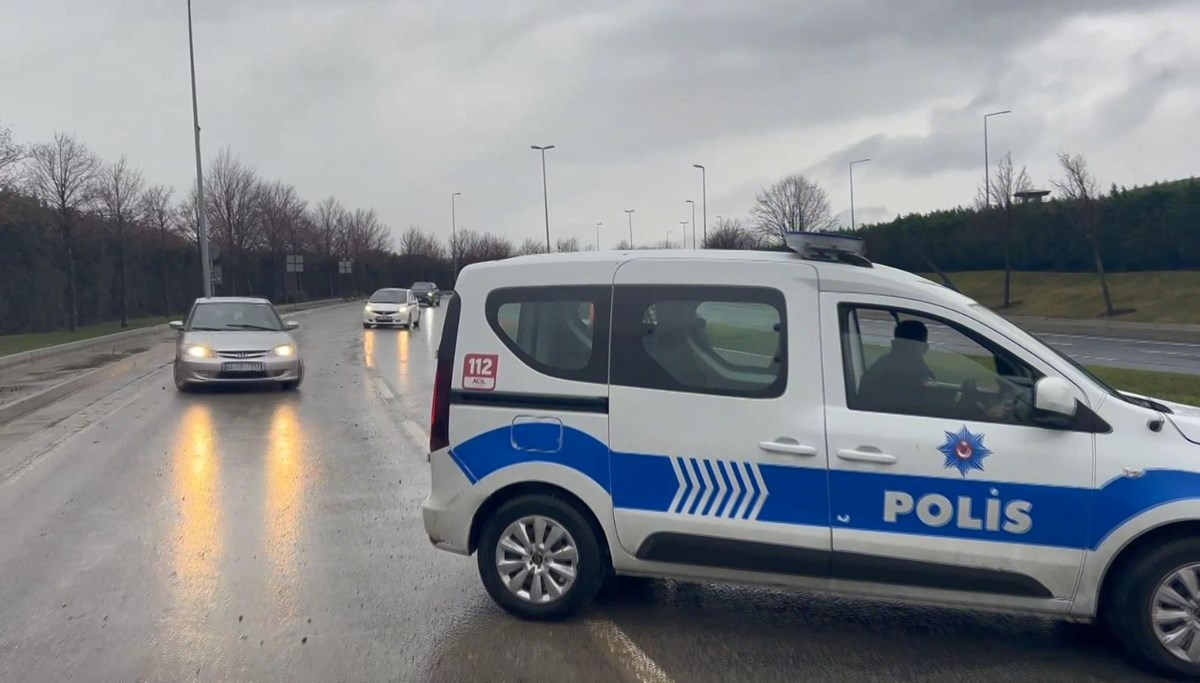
784, 232, 871, 267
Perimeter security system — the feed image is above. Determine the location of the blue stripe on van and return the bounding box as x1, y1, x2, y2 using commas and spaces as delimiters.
448, 426, 1200, 551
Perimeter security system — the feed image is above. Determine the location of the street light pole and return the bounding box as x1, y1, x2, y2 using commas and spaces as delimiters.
596, 222, 602, 250
187, 0, 212, 298
451, 192, 461, 279
685, 200, 696, 248
984, 110, 1011, 208
625, 209, 635, 247
692, 164, 707, 247
531, 145, 555, 251
679, 221, 688, 249
849, 158, 871, 230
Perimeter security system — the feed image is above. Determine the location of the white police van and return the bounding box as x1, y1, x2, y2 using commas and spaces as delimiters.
422, 233, 1200, 678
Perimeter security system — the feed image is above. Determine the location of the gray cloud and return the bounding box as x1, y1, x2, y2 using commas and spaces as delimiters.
2, 0, 1198, 247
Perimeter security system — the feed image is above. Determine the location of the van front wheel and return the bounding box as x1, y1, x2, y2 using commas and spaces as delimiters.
477, 495, 604, 620
1108, 537, 1200, 679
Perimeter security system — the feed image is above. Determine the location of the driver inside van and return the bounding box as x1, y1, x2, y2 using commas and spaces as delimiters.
856, 319, 937, 414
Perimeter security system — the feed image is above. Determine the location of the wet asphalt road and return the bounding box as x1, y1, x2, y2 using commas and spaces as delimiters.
0, 304, 1173, 682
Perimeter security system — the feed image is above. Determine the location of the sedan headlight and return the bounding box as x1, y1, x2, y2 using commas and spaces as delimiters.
272, 344, 296, 357
183, 344, 213, 358
364, 305, 375, 313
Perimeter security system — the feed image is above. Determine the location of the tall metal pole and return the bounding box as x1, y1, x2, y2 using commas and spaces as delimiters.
686, 200, 696, 248
983, 110, 1011, 208
451, 192, 461, 279
625, 209, 634, 246
595, 222, 601, 250
849, 158, 870, 230
693, 164, 706, 247
679, 221, 688, 249
188, 0, 212, 298
532, 145, 555, 251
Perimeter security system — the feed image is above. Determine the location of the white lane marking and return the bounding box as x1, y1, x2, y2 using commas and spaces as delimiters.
402, 420, 428, 447
1037, 331, 1200, 349
375, 377, 396, 400
587, 618, 674, 683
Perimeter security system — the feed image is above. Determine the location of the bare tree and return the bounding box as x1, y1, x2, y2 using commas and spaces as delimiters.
974, 153, 1032, 308
1053, 151, 1115, 316
704, 217, 761, 250
516, 238, 548, 255
0, 122, 24, 189
257, 181, 308, 300
399, 226, 446, 259
752, 173, 836, 245
205, 148, 261, 294
95, 156, 146, 327
311, 196, 350, 297
455, 229, 513, 264
142, 185, 177, 316
555, 236, 582, 253
25, 132, 101, 331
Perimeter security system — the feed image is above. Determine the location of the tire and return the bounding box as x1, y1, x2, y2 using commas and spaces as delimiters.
1107, 537, 1200, 679
413, 315, 421, 329
363, 323, 371, 329
281, 364, 303, 391
476, 494, 605, 621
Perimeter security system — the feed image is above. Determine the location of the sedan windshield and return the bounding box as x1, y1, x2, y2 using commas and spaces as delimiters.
370, 290, 409, 304
411, 282, 434, 292
188, 303, 283, 331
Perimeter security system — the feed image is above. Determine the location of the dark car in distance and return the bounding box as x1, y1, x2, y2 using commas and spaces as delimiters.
411, 281, 441, 307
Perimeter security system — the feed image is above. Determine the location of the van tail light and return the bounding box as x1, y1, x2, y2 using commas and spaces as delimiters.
430, 356, 452, 453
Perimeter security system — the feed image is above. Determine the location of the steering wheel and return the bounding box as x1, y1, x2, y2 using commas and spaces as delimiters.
955, 378, 985, 417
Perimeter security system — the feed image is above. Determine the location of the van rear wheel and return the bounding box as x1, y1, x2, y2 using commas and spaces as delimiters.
476, 495, 603, 621
1108, 537, 1200, 679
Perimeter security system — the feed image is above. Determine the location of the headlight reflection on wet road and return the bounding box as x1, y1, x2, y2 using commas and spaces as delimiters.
266, 401, 306, 619
170, 403, 223, 619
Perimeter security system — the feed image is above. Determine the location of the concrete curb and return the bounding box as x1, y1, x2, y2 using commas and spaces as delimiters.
1005, 316, 1200, 345
0, 298, 352, 372
0, 300, 357, 427
0, 347, 171, 427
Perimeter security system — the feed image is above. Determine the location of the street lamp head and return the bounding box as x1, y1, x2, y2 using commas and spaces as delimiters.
985, 109, 1012, 118
850, 158, 871, 165
452, 192, 462, 197
693, 164, 705, 170
686, 199, 694, 205
531, 145, 556, 151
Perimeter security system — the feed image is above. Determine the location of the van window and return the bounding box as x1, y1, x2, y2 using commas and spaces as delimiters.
839, 304, 1042, 425
611, 286, 786, 398
485, 286, 610, 384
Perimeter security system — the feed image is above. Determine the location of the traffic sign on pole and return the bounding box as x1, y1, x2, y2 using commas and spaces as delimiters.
286, 254, 304, 273
338, 260, 352, 274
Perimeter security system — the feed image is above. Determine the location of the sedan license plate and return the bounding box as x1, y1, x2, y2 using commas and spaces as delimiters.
377, 316, 393, 321
221, 361, 264, 372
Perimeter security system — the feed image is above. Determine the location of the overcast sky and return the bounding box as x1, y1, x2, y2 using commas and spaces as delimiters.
2, 0, 1198, 249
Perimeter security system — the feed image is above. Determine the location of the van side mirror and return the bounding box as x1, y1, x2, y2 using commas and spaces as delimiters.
169, 321, 184, 331
1034, 377, 1077, 417
285, 320, 300, 330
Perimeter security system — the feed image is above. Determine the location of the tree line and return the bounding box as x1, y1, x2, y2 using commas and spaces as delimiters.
3, 116, 1193, 336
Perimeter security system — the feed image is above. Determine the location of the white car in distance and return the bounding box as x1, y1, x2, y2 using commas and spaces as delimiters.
363, 288, 421, 329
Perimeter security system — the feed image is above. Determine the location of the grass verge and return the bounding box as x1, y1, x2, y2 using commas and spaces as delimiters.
930, 271, 1200, 324
0, 316, 173, 357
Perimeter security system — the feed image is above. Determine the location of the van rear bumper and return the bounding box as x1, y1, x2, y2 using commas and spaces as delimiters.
421, 447, 478, 556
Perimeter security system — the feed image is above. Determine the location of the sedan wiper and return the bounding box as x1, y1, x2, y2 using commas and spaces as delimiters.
225, 323, 278, 331
188, 326, 225, 331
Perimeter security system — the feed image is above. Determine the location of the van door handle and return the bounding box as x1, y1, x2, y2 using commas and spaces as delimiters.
759, 440, 817, 457
836, 448, 897, 464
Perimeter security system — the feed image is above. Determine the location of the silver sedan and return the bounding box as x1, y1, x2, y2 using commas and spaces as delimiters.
170, 297, 304, 391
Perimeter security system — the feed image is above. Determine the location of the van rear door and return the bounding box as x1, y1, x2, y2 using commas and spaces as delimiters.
608, 258, 831, 578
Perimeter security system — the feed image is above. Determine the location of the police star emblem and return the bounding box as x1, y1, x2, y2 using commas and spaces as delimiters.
938, 425, 991, 477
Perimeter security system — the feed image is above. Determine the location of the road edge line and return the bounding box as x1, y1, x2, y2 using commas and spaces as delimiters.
586, 617, 674, 683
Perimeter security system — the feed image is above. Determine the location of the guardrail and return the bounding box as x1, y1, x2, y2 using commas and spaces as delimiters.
0, 298, 348, 371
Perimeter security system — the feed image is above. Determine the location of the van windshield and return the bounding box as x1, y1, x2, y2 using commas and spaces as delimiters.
967, 303, 1135, 405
